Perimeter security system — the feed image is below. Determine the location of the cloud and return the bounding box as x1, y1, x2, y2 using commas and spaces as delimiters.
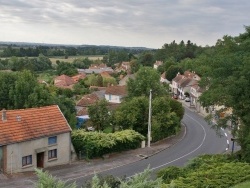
0, 0, 249, 48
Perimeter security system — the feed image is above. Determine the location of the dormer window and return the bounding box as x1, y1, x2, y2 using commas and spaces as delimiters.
48, 136, 57, 145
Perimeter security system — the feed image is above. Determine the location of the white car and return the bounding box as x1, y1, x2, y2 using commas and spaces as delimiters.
185, 97, 190, 102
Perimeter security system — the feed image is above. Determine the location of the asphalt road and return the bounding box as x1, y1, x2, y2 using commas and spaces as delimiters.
70, 107, 228, 186
0, 106, 229, 187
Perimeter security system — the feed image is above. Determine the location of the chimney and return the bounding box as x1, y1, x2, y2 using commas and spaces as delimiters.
2, 109, 7, 121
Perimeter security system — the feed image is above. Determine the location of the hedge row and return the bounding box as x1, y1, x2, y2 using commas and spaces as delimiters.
158, 154, 250, 188
71, 129, 145, 159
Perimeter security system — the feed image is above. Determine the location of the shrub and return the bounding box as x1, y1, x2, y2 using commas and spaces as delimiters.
71, 129, 145, 159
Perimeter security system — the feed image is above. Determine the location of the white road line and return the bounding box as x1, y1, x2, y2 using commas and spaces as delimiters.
227, 140, 229, 144
225, 133, 227, 137
147, 113, 207, 172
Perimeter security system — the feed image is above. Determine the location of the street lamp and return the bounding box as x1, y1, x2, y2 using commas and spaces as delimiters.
148, 89, 152, 147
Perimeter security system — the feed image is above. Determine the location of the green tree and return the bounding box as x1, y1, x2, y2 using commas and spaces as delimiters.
127, 67, 165, 98
34, 168, 76, 188
165, 65, 183, 81
56, 61, 78, 76
198, 26, 250, 161
138, 52, 154, 66
88, 99, 110, 131
114, 96, 148, 135
114, 96, 181, 140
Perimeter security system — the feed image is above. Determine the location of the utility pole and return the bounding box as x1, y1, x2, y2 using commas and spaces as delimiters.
148, 89, 152, 147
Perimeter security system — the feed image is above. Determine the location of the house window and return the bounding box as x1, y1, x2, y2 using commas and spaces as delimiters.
48, 136, 57, 145
109, 94, 111, 100
22, 155, 32, 166
48, 149, 57, 159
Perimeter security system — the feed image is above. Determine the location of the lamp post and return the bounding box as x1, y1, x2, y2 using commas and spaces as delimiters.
148, 89, 152, 147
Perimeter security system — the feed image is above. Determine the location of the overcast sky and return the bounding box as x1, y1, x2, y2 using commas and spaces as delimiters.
0, 0, 249, 48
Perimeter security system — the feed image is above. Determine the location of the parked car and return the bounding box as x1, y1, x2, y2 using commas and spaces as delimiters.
173, 94, 178, 99
185, 97, 190, 102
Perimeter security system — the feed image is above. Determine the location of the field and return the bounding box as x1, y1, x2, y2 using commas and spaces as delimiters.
49, 55, 103, 65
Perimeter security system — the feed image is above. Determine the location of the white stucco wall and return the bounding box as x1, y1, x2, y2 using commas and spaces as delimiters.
105, 94, 121, 103
5, 132, 71, 174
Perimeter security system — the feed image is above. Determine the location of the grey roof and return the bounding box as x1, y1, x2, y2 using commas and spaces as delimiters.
78, 68, 114, 74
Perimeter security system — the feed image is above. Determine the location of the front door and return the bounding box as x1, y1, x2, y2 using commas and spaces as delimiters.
37, 152, 44, 168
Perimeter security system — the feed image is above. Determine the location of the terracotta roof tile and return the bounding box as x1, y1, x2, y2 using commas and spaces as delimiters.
77, 108, 88, 116
0, 105, 71, 146
54, 74, 75, 87
76, 93, 99, 107
100, 71, 112, 78
71, 73, 86, 82
105, 85, 127, 96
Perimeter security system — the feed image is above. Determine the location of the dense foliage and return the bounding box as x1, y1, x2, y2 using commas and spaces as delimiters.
71, 129, 145, 159
158, 154, 250, 188
179, 26, 250, 161
113, 96, 183, 142
34, 168, 76, 188
0, 44, 147, 57
127, 67, 166, 98
0, 70, 76, 128
35, 167, 162, 188
0, 54, 52, 71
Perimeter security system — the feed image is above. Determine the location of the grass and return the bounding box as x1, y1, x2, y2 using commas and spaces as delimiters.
231, 181, 250, 188
49, 55, 103, 65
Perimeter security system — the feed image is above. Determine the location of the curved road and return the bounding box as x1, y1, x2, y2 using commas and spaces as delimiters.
72, 107, 228, 186
0, 106, 229, 187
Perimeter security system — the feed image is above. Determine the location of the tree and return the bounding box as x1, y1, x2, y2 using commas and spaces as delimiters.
0, 72, 17, 108
34, 167, 163, 188
9, 70, 45, 109
88, 99, 110, 131
127, 67, 165, 98
34, 168, 76, 188
165, 65, 183, 81
138, 52, 154, 66
113, 96, 149, 135
56, 61, 78, 76
198, 26, 250, 162
114, 96, 181, 141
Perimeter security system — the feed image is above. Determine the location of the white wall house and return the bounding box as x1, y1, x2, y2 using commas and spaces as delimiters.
153, 61, 163, 69
0, 105, 74, 174
104, 85, 127, 103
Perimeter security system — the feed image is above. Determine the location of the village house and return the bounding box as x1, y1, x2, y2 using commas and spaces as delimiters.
54, 74, 76, 89
105, 85, 127, 104
153, 61, 163, 69
78, 63, 114, 75
0, 105, 74, 174
118, 74, 135, 86
171, 71, 200, 99
160, 72, 170, 84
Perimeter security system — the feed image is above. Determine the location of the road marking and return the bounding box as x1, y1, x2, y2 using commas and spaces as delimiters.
227, 140, 229, 144
225, 133, 227, 137
148, 113, 207, 172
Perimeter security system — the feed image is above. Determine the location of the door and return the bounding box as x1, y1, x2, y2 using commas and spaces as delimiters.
37, 152, 44, 168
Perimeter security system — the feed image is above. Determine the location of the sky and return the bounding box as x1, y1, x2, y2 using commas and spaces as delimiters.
0, 0, 249, 49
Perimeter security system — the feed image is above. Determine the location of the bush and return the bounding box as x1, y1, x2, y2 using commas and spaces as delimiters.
71, 129, 145, 159
158, 154, 250, 188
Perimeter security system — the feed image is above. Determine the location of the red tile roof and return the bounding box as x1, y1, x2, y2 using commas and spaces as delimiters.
100, 71, 112, 78
54, 74, 76, 87
77, 108, 88, 116
0, 105, 71, 146
105, 85, 127, 96
71, 73, 86, 82
76, 93, 99, 107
